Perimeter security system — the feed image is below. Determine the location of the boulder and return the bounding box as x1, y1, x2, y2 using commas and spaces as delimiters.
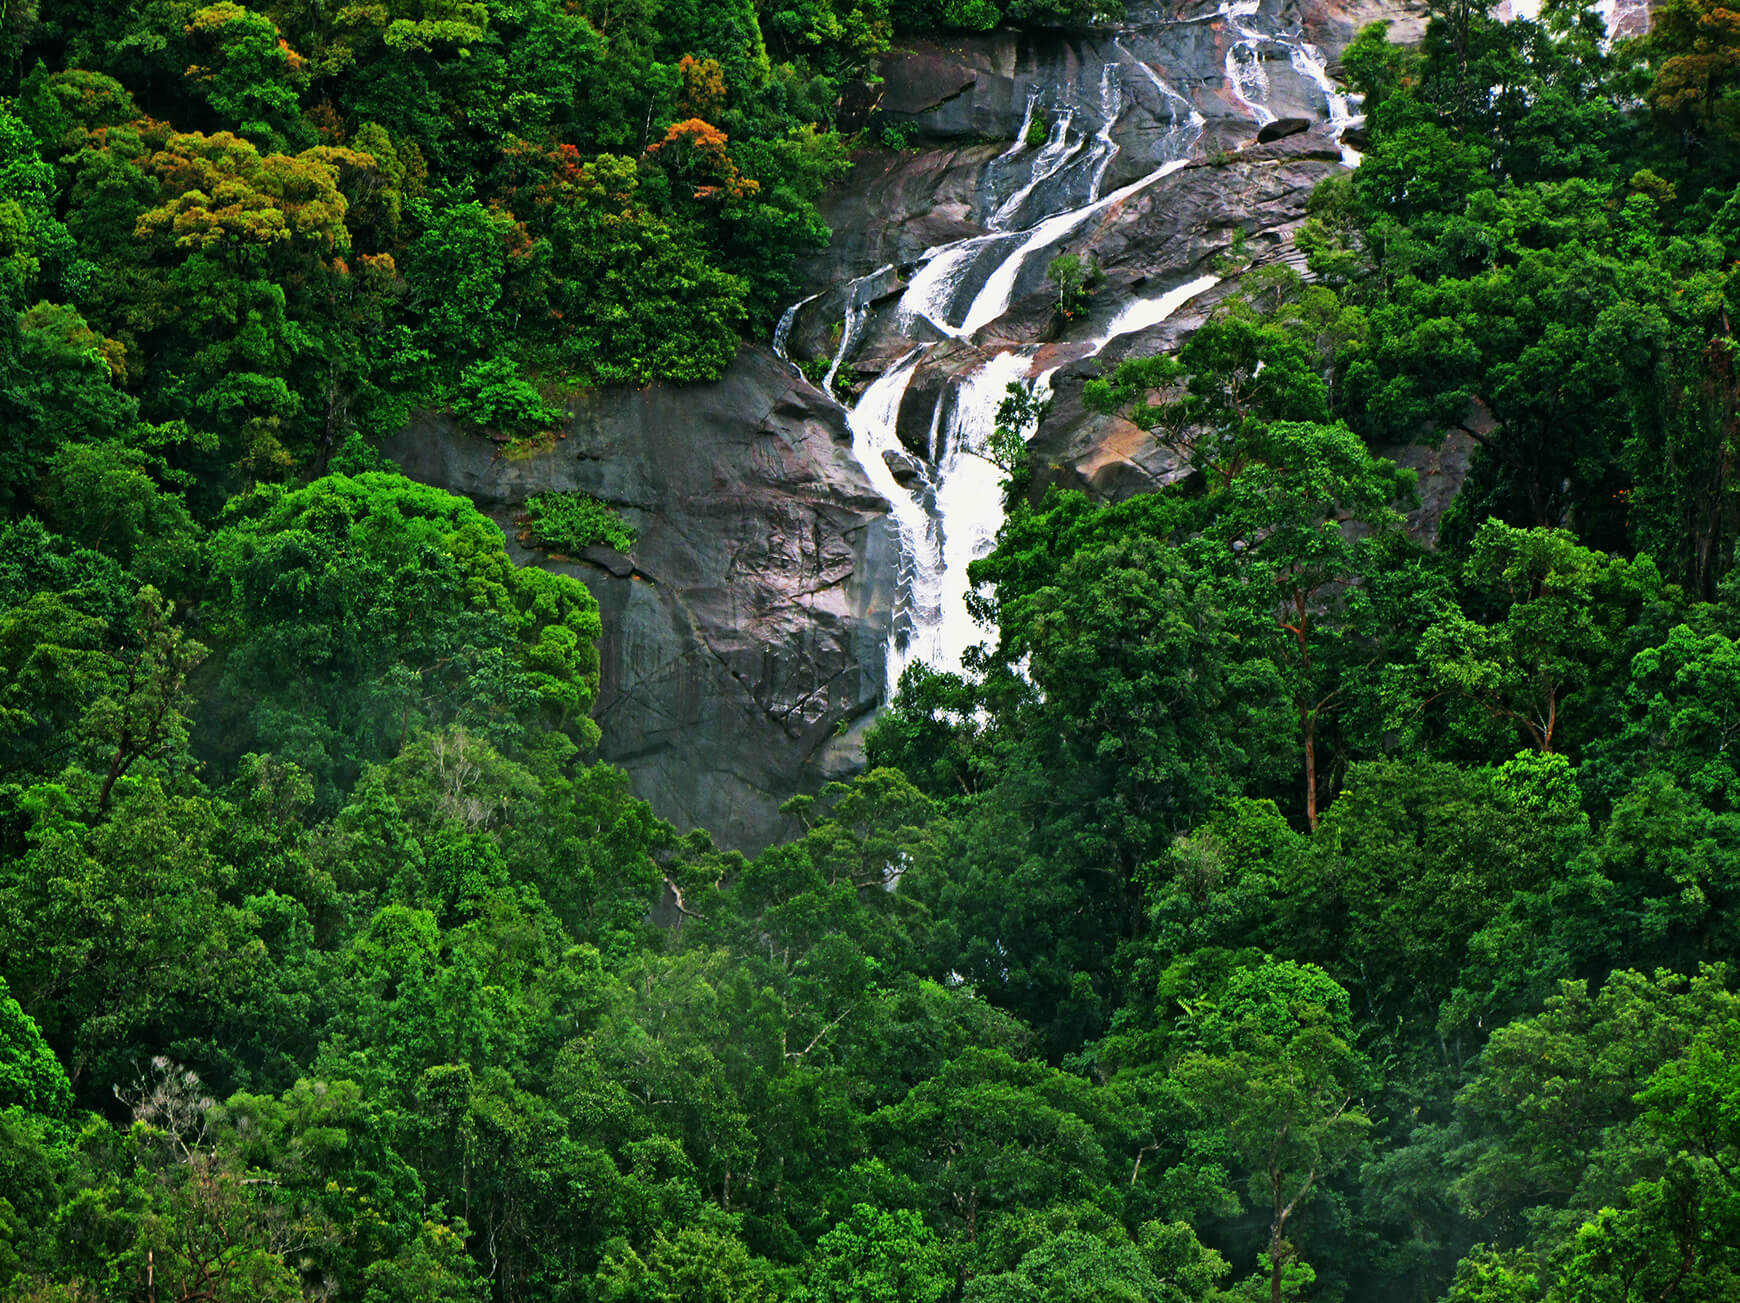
1257, 116, 1313, 142
883, 448, 927, 484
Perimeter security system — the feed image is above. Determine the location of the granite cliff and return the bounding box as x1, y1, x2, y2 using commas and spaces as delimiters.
389, 0, 1424, 849
383, 349, 894, 849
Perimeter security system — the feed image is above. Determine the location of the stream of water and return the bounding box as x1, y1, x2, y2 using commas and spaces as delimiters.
780, 0, 1360, 694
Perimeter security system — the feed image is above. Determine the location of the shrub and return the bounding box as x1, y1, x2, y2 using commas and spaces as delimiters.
455, 356, 559, 434
524, 491, 637, 554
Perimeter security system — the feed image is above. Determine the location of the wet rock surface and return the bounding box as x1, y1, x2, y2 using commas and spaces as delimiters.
795, 124, 1344, 501
1023, 130, 1343, 492
871, 2, 1341, 172
383, 346, 895, 851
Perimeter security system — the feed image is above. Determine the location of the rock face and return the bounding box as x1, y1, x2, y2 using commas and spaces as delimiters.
1025, 130, 1344, 498
383, 346, 895, 851
794, 125, 1346, 507
870, 4, 1340, 173
387, 0, 1433, 852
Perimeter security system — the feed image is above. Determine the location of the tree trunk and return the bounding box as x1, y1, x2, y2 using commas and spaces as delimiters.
1270, 1214, 1286, 1303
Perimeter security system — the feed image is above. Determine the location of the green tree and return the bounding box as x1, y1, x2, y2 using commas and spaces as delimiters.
1174, 960, 1373, 1303
0, 978, 73, 1119
1084, 281, 1333, 487
1450, 967, 1738, 1249
1203, 420, 1417, 827
964, 1229, 1189, 1302
1584, 620, 1740, 811
34, 440, 201, 586
204, 472, 601, 801
868, 1048, 1109, 1241
4, 302, 135, 509
0, 777, 259, 1095
801, 1204, 951, 1303
1416, 520, 1673, 756
1046, 252, 1097, 319
0, 519, 132, 785
180, 3, 310, 142
598, 1222, 790, 1302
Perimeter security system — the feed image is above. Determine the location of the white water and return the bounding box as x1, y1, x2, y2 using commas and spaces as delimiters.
990, 109, 1084, 229
996, 86, 1043, 165
1213, 0, 1370, 163
822, 265, 894, 392
1087, 64, 1125, 201
849, 152, 1201, 683
957, 158, 1193, 339
1118, 39, 1207, 156
897, 237, 993, 339
1223, 0, 1275, 126
1286, 37, 1362, 165
1096, 272, 1221, 350
790, 0, 1360, 691
926, 350, 1038, 677
772, 292, 820, 362
846, 351, 948, 684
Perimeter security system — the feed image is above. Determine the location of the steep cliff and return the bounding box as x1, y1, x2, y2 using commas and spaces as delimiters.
383, 347, 895, 850
389, 0, 1408, 850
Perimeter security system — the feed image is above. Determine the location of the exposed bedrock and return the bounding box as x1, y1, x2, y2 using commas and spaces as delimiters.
790, 0, 1385, 335
387, 0, 1432, 851
1022, 130, 1344, 497
874, 8, 1319, 169
383, 346, 895, 852
793, 127, 1345, 499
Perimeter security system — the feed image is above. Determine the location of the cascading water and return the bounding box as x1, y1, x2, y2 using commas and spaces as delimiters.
1211, 0, 1368, 158
785, 1, 1361, 693
1286, 36, 1362, 164
772, 292, 820, 362
924, 350, 1046, 677
1094, 272, 1222, 352
824, 265, 895, 392
845, 351, 949, 668
1118, 38, 1206, 157
1222, 0, 1275, 126
1087, 64, 1124, 197
990, 109, 1083, 228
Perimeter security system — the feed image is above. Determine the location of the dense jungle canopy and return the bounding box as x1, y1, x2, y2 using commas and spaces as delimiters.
8, 0, 1740, 1298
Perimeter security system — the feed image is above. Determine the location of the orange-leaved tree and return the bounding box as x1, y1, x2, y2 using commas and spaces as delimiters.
645, 118, 759, 200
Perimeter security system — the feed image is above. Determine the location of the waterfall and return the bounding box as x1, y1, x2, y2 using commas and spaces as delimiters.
772, 292, 820, 362
1001, 86, 1042, 162
1087, 63, 1124, 199
1117, 39, 1206, 158
1285, 37, 1362, 164
1094, 272, 1222, 351
1223, 0, 1276, 127
823, 266, 894, 392
957, 158, 1192, 340
1214, 0, 1369, 160
784, 0, 1356, 695
844, 350, 948, 685
923, 349, 1038, 679
990, 109, 1084, 229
